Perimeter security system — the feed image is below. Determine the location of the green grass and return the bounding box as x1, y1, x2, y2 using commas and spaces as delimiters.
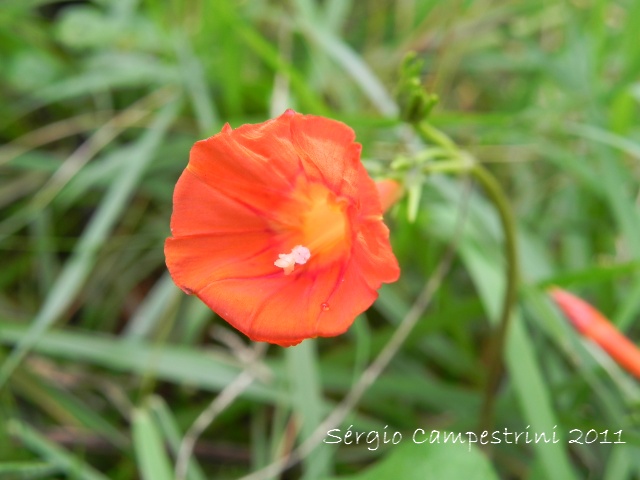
1, 0, 640, 478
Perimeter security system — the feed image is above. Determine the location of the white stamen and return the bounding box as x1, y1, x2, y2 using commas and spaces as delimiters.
274, 255, 295, 275
274, 245, 311, 275
290, 245, 311, 264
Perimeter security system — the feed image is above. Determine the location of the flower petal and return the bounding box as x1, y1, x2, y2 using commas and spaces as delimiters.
289, 114, 362, 199
194, 259, 380, 346
165, 227, 296, 296
170, 169, 269, 237
352, 219, 400, 287
186, 115, 302, 217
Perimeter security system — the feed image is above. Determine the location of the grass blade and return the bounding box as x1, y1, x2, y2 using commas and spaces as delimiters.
286, 341, 332, 479
132, 405, 174, 480
8, 420, 109, 480
0, 98, 180, 388
0, 321, 284, 404
148, 396, 208, 480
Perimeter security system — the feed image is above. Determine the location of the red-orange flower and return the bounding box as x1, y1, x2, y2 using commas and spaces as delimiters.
165, 110, 400, 346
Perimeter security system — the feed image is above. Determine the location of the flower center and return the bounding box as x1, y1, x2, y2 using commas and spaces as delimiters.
273, 182, 350, 274
301, 185, 349, 255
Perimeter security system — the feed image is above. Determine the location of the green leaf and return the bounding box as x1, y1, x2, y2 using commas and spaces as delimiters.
324, 438, 498, 480
8, 421, 109, 480
0, 462, 60, 479
0, 321, 285, 404
54, 6, 120, 50
132, 406, 174, 480
286, 341, 333, 479
147, 396, 208, 480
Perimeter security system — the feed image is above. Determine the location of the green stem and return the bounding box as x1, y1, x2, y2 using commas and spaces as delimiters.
413, 121, 519, 434
470, 163, 519, 434
413, 121, 458, 153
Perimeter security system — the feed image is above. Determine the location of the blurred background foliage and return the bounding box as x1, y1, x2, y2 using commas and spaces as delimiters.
1, 0, 640, 478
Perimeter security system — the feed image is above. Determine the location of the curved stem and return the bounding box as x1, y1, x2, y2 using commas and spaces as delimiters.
470, 163, 519, 434
413, 121, 519, 434
413, 120, 458, 153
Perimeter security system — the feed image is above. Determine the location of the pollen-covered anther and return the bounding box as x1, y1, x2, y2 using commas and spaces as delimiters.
274, 245, 311, 275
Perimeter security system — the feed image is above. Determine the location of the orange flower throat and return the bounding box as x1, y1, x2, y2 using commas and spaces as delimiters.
302, 185, 349, 253
275, 182, 350, 274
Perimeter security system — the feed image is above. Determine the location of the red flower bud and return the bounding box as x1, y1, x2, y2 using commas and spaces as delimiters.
550, 287, 640, 379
